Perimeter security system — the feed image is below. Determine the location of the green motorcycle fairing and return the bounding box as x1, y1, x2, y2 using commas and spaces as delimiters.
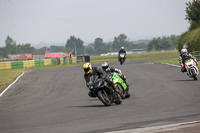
108, 72, 127, 91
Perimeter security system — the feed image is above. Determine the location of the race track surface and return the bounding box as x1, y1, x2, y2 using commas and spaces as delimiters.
0, 59, 200, 133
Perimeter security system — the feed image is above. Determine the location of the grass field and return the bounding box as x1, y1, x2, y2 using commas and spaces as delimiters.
0, 50, 179, 92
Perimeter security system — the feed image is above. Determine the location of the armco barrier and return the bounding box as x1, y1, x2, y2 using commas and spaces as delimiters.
0, 57, 77, 70
191, 51, 200, 61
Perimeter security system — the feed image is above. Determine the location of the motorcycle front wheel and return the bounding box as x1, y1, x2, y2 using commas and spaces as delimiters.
116, 84, 126, 99
191, 69, 198, 80
120, 58, 124, 65
97, 89, 112, 106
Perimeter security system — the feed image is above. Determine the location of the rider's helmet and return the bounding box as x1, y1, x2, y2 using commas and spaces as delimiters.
101, 62, 110, 72
83, 63, 92, 74
181, 48, 188, 56
121, 46, 124, 50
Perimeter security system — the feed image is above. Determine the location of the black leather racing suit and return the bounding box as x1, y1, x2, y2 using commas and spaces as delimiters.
118, 49, 126, 59
84, 67, 115, 97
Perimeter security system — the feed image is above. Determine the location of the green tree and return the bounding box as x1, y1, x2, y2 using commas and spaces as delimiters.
5, 36, 17, 55
86, 47, 95, 55
65, 36, 84, 56
147, 35, 179, 51
50, 45, 68, 52
0, 47, 7, 58
94, 38, 106, 55
185, 0, 200, 30
17, 43, 35, 54
112, 34, 128, 50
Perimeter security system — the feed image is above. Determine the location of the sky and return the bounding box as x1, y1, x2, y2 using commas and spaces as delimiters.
0, 0, 192, 47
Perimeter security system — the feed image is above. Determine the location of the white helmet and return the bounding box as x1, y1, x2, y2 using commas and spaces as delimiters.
181, 49, 188, 54
101, 62, 110, 71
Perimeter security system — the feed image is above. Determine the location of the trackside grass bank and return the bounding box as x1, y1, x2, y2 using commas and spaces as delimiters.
149, 58, 200, 69
0, 69, 27, 90
0, 50, 179, 92
90, 50, 179, 63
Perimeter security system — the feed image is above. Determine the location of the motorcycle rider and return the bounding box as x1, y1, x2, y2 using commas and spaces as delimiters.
101, 62, 130, 98
179, 48, 198, 72
118, 46, 126, 59
83, 63, 116, 98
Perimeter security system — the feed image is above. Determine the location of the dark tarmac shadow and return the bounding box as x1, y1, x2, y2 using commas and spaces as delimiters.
172, 79, 197, 82
71, 104, 110, 108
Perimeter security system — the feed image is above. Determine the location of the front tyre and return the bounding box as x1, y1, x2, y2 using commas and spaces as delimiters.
116, 85, 126, 99
120, 58, 124, 65
191, 69, 198, 80
97, 90, 112, 106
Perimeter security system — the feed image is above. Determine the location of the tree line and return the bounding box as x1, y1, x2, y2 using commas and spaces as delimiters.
65, 34, 179, 56
178, 0, 200, 52
0, 33, 180, 58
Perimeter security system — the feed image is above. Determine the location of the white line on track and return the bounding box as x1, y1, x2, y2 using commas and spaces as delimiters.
146, 63, 181, 68
160, 63, 181, 68
0, 72, 25, 97
104, 120, 200, 133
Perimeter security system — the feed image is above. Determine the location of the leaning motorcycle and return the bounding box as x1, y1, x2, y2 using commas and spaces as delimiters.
185, 58, 199, 80
107, 72, 128, 99
119, 53, 125, 65
87, 75, 122, 106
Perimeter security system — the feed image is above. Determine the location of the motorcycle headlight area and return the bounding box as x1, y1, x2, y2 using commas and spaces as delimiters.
97, 80, 105, 88
113, 78, 118, 83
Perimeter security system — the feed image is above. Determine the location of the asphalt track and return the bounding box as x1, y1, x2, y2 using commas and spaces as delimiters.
0, 58, 200, 133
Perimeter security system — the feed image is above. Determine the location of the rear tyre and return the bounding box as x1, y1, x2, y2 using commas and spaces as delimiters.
97, 90, 112, 106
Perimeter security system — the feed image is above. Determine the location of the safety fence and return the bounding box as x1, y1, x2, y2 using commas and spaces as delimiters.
191, 51, 200, 61
0, 57, 77, 70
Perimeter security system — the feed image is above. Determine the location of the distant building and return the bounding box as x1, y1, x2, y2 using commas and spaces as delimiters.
45, 52, 68, 58
132, 49, 146, 53
33, 55, 45, 60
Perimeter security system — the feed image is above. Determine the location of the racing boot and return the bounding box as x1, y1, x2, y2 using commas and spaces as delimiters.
181, 67, 187, 72
88, 91, 96, 98
125, 86, 130, 98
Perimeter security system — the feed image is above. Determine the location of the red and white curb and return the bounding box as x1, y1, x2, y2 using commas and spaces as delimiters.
0, 72, 25, 97
105, 120, 200, 133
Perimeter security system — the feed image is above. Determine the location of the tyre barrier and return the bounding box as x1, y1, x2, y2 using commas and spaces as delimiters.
0, 57, 77, 70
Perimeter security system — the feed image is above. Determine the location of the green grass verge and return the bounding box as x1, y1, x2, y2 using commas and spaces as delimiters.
0, 50, 179, 92
0, 69, 28, 91
149, 58, 199, 69
149, 58, 180, 65
91, 50, 179, 63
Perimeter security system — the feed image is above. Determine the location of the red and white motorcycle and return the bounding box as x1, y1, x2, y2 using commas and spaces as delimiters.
185, 58, 199, 80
